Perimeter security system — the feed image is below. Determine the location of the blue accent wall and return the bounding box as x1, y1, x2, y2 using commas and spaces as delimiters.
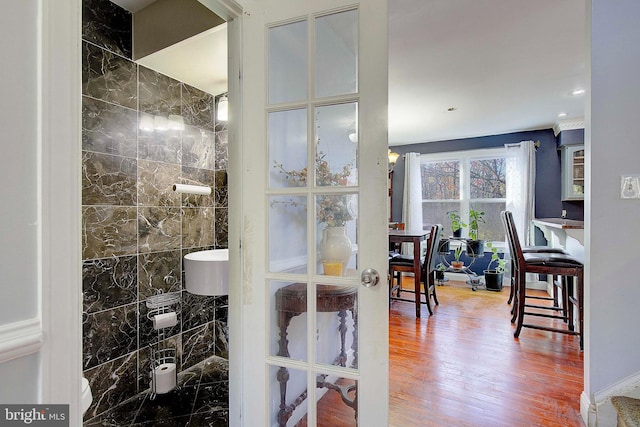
389, 128, 584, 224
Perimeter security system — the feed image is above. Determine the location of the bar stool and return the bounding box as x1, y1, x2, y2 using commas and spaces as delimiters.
502, 211, 584, 350
501, 212, 571, 320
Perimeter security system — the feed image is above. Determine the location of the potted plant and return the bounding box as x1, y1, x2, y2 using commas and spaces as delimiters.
451, 245, 465, 269
447, 210, 466, 238
437, 237, 451, 254
435, 262, 446, 281
466, 209, 486, 257
483, 242, 506, 291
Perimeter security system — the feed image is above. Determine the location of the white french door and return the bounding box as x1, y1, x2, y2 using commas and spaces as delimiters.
229, 0, 389, 425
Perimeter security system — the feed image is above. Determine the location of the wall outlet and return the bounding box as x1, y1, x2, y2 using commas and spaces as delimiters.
621, 175, 640, 199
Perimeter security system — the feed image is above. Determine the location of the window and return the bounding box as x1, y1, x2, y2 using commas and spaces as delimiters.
421, 148, 506, 242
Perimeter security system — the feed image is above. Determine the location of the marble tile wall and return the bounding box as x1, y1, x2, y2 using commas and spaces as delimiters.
81, 0, 229, 421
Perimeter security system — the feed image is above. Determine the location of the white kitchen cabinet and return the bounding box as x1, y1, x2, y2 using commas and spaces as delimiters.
561, 145, 585, 201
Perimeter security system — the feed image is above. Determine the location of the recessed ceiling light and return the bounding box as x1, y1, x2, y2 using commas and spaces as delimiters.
572, 89, 586, 96
557, 112, 568, 118
447, 107, 457, 112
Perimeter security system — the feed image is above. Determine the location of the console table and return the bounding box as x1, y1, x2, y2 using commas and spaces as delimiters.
275, 283, 358, 426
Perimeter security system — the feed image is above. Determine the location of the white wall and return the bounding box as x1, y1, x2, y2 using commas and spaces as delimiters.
0, 354, 41, 403
0, 0, 39, 324
0, 2, 82, 425
0, 0, 41, 397
586, 0, 640, 414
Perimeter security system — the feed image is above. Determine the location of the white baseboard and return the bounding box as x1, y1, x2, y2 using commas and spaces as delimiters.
582, 370, 640, 426
581, 391, 597, 426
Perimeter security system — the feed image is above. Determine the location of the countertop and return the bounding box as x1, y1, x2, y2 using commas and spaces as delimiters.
533, 218, 584, 230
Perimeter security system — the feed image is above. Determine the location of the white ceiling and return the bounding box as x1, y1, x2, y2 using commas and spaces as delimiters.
136, 23, 228, 96
388, 0, 586, 144
112, 0, 586, 145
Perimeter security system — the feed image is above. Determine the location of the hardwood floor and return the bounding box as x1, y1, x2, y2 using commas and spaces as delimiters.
306, 279, 585, 427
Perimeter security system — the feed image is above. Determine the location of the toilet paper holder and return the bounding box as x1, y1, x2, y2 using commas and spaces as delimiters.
149, 346, 179, 399
145, 292, 179, 312
145, 292, 180, 399
145, 292, 180, 328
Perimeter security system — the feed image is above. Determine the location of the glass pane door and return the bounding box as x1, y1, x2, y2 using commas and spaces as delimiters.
266, 10, 360, 426
235, 0, 389, 424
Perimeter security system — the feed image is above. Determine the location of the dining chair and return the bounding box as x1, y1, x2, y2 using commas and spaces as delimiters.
388, 222, 406, 257
501, 211, 584, 349
389, 224, 442, 316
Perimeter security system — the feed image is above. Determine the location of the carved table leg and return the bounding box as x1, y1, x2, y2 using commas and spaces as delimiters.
349, 307, 358, 369
338, 309, 348, 367
277, 311, 297, 426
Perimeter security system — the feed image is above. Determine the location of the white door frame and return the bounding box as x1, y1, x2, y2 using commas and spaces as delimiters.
40, 1, 83, 425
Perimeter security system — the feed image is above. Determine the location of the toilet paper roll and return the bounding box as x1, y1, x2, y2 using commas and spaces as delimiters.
172, 184, 211, 195
152, 312, 177, 330
151, 363, 176, 394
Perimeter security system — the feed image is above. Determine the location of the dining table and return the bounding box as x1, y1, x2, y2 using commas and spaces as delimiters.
388, 228, 431, 317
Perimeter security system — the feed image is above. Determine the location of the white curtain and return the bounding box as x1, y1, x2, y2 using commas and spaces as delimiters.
401, 152, 423, 254
505, 140, 536, 281
505, 140, 536, 245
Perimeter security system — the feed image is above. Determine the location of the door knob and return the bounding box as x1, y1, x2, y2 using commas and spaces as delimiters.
361, 268, 380, 288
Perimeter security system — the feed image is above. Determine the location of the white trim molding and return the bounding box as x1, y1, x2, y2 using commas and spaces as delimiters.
553, 118, 585, 136
39, 0, 83, 424
579, 370, 640, 426
0, 318, 43, 363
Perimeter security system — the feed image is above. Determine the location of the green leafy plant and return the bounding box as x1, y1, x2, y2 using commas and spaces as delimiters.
447, 210, 467, 235
486, 242, 506, 273
468, 209, 486, 240
454, 245, 464, 262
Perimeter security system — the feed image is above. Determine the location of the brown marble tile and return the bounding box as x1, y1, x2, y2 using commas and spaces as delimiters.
182, 207, 215, 249
83, 352, 138, 420
182, 125, 216, 170
82, 0, 132, 58
214, 298, 229, 359
83, 255, 137, 314
82, 41, 137, 109
181, 323, 216, 370
82, 151, 137, 206
83, 206, 138, 259
138, 250, 182, 299
137, 160, 181, 207
215, 129, 228, 171
181, 291, 216, 333
214, 170, 228, 208
215, 208, 229, 248
138, 113, 182, 164
138, 66, 182, 116
82, 96, 137, 157
138, 207, 182, 253
181, 84, 214, 130
82, 303, 138, 369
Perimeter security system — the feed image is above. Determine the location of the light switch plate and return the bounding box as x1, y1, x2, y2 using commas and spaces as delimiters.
621, 175, 640, 199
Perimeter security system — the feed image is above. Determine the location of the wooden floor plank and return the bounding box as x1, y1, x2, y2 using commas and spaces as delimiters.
303, 280, 585, 426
